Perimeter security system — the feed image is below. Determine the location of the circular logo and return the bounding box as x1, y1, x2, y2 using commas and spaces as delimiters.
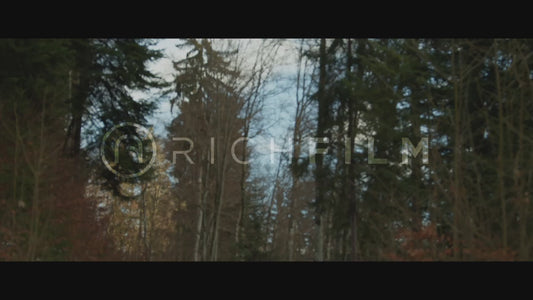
100, 122, 157, 179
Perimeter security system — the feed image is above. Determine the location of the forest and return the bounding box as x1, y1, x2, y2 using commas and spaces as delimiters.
0, 38, 532, 261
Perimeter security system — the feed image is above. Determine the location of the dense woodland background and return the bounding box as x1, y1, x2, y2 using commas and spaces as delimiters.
0, 38, 532, 261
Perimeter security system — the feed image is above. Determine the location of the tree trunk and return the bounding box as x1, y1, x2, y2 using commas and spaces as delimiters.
314, 38, 328, 261
235, 130, 248, 248
451, 46, 464, 260
194, 167, 204, 261
495, 57, 508, 252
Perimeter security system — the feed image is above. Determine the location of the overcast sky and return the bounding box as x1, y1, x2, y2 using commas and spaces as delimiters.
133, 39, 302, 177
140, 39, 298, 135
